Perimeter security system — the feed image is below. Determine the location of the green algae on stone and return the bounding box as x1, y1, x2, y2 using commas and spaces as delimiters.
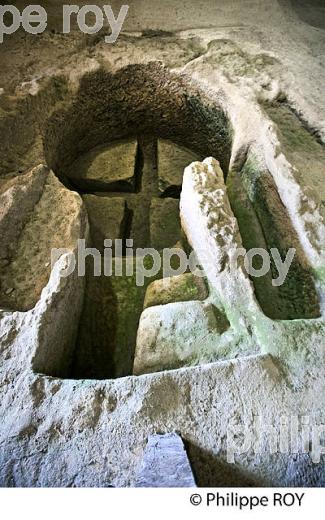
227, 168, 283, 320
262, 101, 325, 222
263, 101, 324, 156
238, 156, 320, 320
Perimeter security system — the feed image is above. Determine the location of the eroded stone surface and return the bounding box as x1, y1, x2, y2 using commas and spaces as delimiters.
239, 155, 320, 320
0, 1, 325, 488
150, 197, 181, 250
134, 301, 233, 375
136, 433, 196, 487
67, 140, 138, 191
82, 195, 127, 253
158, 139, 200, 195
144, 273, 208, 309
0, 166, 48, 262
32, 252, 86, 378
180, 157, 261, 334
0, 165, 87, 311
72, 257, 156, 379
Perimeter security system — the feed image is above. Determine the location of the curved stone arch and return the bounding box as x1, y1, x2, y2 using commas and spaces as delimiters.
43, 62, 233, 180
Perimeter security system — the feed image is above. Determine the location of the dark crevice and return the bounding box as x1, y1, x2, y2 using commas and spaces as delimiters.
134, 138, 144, 193
123, 204, 134, 241
67, 177, 136, 194
161, 186, 182, 199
